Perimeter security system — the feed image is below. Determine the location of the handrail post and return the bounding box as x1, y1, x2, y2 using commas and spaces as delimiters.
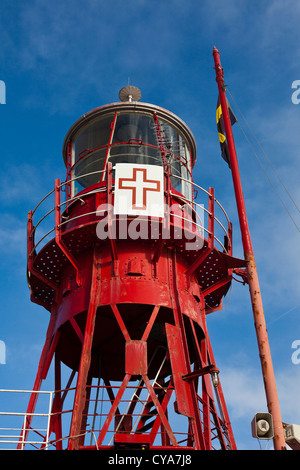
208, 187, 215, 249
45, 391, 53, 450
27, 209, 59, 293
55, 179, 82, 286
27, 210, 34, 270
20, 414, 26, 450
106, 162, 118, 268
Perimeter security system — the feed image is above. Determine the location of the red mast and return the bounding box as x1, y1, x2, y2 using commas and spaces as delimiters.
213, 46, 286, 450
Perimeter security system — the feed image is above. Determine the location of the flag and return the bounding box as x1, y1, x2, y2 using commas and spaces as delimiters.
216, 96, 237, 168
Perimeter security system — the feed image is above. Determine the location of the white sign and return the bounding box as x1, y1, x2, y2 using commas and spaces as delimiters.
114, 163, 164, 217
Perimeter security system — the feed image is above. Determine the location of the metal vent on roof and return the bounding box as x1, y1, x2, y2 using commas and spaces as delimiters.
119, 86, 142, 102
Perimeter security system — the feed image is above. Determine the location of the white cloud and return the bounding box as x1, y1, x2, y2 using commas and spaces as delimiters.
261, 0, 300, 50
217, 360, 300, 449
277, 365, 300, 424
0, 163, 44, 206
219, 364, 266, 420
0, 214, 26, 255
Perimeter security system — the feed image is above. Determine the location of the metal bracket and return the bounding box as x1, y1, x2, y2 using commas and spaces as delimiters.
233, 267, 248, 285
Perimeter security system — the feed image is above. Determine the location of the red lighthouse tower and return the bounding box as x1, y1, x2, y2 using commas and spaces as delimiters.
23, 85, 244, 451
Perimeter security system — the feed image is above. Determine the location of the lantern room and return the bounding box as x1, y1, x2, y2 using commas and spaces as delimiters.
62, 86, 196, 201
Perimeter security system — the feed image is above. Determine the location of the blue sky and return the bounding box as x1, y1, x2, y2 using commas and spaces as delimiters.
0, 0, 300, 450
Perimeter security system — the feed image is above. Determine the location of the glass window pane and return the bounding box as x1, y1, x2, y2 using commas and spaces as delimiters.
158, 118, 192, 198
110, 112, 162, 171
74, 114, 114, 161
72, 148, 106, 194
110, 144, 162, 167
112, 113, 158, 146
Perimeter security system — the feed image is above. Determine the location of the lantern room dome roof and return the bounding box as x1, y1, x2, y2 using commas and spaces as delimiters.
62, 90, 197, 167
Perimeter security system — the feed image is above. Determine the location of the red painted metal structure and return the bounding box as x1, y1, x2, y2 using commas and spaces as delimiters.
213, 47, 286, 450
21, 85, 248, 450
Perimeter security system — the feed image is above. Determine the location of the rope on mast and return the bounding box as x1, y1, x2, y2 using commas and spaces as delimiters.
226, 88, 300, 233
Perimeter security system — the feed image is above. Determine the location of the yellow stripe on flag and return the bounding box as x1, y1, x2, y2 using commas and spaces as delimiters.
216, 104, 222, 123
218, 132, 226, 143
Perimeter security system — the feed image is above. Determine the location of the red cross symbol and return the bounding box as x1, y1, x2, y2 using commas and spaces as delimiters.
118, 167, 161, 210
